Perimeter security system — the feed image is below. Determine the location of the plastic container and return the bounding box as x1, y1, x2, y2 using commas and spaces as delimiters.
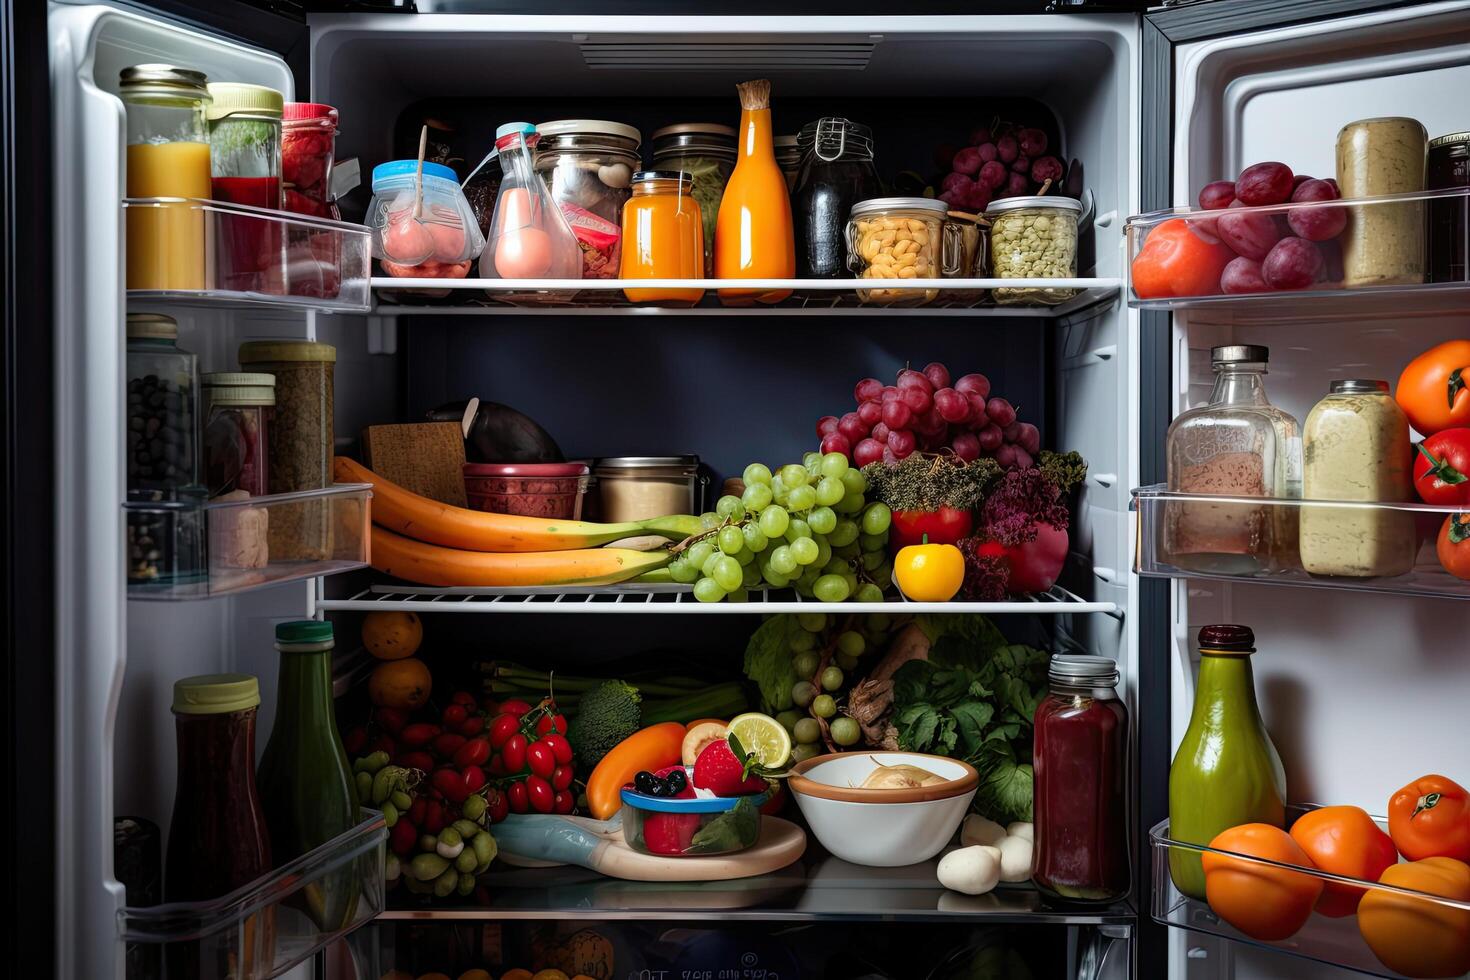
988, 195, 1082, 305
651, 123, 736, 277
846, 197, 955, 306
463, 462, 590, 519
619, 171, 705, 306
481, 122, 583, 299
534, 119, 642, 280
620, 769, 768, 857
367, 159, 484, 268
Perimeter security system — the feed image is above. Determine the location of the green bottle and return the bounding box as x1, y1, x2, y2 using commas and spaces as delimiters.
257, 620, 361, 930
1168, 624, 1286, 899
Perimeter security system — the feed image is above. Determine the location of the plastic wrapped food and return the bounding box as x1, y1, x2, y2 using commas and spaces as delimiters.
367, 160, 485, 267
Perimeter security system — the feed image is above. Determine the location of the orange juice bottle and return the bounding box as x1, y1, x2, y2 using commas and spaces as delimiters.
715, 79, 794, 305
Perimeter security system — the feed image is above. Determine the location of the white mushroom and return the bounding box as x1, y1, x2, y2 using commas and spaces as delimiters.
997, 834, 1034, 883
961, 814, 1009, 847
936, 845, 1002, 896
1006, 821, 1034, 842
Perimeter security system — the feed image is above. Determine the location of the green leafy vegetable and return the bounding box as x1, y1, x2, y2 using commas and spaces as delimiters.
688, 797, 761, 854
742, 616, 798, 712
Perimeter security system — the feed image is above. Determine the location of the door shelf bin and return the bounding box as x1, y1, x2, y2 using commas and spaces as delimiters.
1132, 485, 1470, 600
125, 483, 371, 600
1151, 812, 1470, 980
119, 810, 387, 980
1125, 187, 1470, 315
124, 197, 372, 312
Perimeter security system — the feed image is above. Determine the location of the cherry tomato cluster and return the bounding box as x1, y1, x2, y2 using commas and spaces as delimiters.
485, 697, 576, 816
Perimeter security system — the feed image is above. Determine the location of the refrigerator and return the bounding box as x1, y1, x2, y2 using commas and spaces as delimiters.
12, 0, 1470, 976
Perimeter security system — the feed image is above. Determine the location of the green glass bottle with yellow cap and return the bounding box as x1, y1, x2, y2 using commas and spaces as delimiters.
165, 673, 274, 978
256, 621, 360, 930
1168, 624, 1287, 899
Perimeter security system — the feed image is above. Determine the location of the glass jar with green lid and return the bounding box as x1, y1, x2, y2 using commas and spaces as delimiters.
256, 622, 360, 931
651, 123, 736, 277
1168, 625, 1286, 900
207, 83, 285, 294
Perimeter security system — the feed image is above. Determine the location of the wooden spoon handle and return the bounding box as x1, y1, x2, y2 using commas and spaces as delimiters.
412, 125, 427, 220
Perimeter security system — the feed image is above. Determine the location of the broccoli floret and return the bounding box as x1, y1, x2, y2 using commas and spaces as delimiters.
567, 680, 642, 770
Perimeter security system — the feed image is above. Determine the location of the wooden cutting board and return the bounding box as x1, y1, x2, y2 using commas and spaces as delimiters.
361, 421, 466, 506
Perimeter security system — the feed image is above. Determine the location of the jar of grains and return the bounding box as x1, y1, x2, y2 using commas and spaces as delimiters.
987, 195, 1082, 305
846, 197, 956, 307
237, 341, 335, 561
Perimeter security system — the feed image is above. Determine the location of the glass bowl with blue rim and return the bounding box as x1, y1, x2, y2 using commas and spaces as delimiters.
620, 766, 770, 857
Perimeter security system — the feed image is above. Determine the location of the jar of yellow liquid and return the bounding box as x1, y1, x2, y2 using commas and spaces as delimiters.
120, 65, 213, 291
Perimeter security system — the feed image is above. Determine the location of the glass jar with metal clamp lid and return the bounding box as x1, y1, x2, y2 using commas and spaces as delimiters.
793, 117, 883, 279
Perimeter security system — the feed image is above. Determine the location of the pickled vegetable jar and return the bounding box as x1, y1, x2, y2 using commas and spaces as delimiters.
619, 171, 704, 307
534, 119, 642, 279
988, 195, 1081, 305
1336, 116, 1428, 287
1032, 655, 1129, 904
282, 102, 339, 218
651, 123, 735, 277
846, 197, 954, 306
793, 117, 882, 279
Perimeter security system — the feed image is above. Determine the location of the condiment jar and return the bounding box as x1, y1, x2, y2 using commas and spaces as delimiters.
120, 65, 213, 291
1428, 131, 1470, 284
533, 119, 642, 280
368, 160, 484, 268
1299, 379, 1415, 578
943, 210, 990, 300
846, 197, 956, 307
1335, 116, 1428, 287
1032, 655, 1129, 904
282, 102, 340, 219
987, 195, 1082, 305
651, 123, 736, 277
619, 171, 705, 307
793, 117, 883, 279
203, 372, 275, 497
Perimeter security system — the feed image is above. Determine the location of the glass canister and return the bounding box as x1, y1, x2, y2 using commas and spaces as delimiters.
619, 171, 704, 307
128, 313, 200, 493
1428, 131, 1470, 284
166, 673, 274, 979
846, 197, 955, 306
774, 134, 801, 192
203, 372, 275, 497
651, 123, 736, 277
282, 103, 339, 219
1032, 655, 1129, 904
1335, 116, 1428, 287
120, 64, 213, 291
1300, 379, 1416, 578
207, 83, 284, 294
793, 117, 883, 279
988, 195, 1082, 305
533, 119, 642, 280
237, 341, 334, 561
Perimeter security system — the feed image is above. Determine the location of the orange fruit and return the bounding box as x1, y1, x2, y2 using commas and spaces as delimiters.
362, 610, 423, 660
369, 658, 431, 710
1202, 823, 1323, 941
1289, 806, 1397, 917
1359, 857, 1470, 979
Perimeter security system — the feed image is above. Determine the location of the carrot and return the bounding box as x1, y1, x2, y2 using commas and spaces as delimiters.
370, 525, 670, 588
685, 718, 727, 734
336, 456, 700, 552
584, 722, 687, 820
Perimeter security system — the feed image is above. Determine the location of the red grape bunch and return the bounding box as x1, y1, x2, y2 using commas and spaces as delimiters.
1200, 161, 1347, 294
938, 122, 1067, 213
816, 361, 1041, 470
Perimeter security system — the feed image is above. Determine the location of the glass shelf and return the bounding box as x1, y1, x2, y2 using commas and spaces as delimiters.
1125, 187, 1469, 316
380, 843, 1133, 924
124, 197, 372, 312
370, 276, 1121, 318
315, 582, 1119, 616
1132, 485, 1470, 600
1152, 810, 1470, 980
125, 483, 371, 600
119, 810, 386, 980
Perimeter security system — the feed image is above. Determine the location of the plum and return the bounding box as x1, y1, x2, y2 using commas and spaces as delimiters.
1261, 236, 1323, 290
1012, 154, 1031, 174
1220, 256, 1270, 294
1017, 128, 1049, 158
1001, 172, 1030, 199
1217, 199, 1282, 260
1235, 161, 1295, 205
952, 146, 983, 176
1286, 178, 1346, 241
942, 171, 975, 195
976, 142, 998, 164
997, 135, 1020, 164
1031, 156, 1064, 186
978, 160, 1009, 191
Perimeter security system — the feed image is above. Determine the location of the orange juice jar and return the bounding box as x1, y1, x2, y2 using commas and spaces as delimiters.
714, 79, 795, 305
620, 171, 704, 307
120, 65, 213, 291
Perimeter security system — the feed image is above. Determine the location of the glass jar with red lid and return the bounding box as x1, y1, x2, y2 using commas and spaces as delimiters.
1032, 654, 1129, 904
282, 103, 339, 219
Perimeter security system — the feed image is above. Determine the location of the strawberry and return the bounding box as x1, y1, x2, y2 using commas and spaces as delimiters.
641, 812, 701, 855
692, 738, 770, 797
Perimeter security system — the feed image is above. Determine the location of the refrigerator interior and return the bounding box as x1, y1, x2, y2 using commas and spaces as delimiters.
1164, 3, 1470, 978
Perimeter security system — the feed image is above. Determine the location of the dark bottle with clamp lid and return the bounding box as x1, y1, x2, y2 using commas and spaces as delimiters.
793, 117, 883, 278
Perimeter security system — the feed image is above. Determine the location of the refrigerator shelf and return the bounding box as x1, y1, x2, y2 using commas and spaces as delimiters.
125, 483, 371, 601
370, 276, 1121, 318
118, 809, 387, 980
1125, 187, 1470, 316
316, 582, 1119, 616
1151, 811, 1470, 980
380, 847, 1134, 924
1132, 484, 1470, 601
124, 197, 372, 313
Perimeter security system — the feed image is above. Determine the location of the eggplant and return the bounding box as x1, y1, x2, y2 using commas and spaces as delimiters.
427, 397, 564, 463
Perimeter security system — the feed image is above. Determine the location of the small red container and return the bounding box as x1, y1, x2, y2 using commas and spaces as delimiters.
463, 462, 590, 519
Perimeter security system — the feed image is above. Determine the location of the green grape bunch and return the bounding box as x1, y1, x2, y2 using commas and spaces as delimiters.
667, 451, 895, 604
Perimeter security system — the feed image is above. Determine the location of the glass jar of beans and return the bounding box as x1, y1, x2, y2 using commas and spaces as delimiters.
846, 197, 957, 307
987, 195, 1081, 305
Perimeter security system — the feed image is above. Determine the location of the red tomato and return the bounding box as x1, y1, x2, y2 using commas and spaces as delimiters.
488, 713, 519, 749
1398, 340, 1470, 435
486, 787, 509, 823
452, 737, 491, 769
501, 733, 528, 774
498, 699, 533, 717
542, 733, 574, 766
1415, 431, 1470, 505
432, 732, 466, 759
889, 506, 974, 552
442, 704, 467, 727
450, 690, 477, 708
506, 781, 529, 814
397, 750, 435, 773
1438, 514, 1470, 582
553, 790, 575, 814
1289, 805, 1398, 917
1130, 218, 1236, 299
526, 740, 556, 779
552, 765, 574, 791
526, 775, 554, 813
536, 712, 568, 736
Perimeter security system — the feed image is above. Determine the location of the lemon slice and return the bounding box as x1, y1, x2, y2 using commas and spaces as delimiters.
727, 711, 793, 769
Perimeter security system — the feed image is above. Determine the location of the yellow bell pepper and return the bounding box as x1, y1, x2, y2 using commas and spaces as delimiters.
893, 535, 965, 602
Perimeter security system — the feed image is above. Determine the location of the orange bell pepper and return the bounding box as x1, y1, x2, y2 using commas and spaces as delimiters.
1389, 775, 1470, 862
1359, 857, 1470, 978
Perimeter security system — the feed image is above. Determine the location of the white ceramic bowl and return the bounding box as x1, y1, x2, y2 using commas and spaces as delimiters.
787, 751, 979, 867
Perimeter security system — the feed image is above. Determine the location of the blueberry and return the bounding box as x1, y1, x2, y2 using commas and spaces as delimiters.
634, 771, 658, 795
666, 769, 688, 793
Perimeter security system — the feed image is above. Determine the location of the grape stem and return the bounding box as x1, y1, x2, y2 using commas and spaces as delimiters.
667, 514, 750, 555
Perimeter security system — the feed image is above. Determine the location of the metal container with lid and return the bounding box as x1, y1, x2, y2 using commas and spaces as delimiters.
591, 455, 706, 523
1429, 131, 1470, 284
794, 117, 882, 279
988, 195, 1083, 305
534, 120, 643, 280
1047, 653, 1121, 688
652, 124, 737, 277
846, 197, 957, 307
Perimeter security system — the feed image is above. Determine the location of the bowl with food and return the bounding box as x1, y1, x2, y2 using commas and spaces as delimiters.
787, 751, 978, 867
620, 764, 771, 857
